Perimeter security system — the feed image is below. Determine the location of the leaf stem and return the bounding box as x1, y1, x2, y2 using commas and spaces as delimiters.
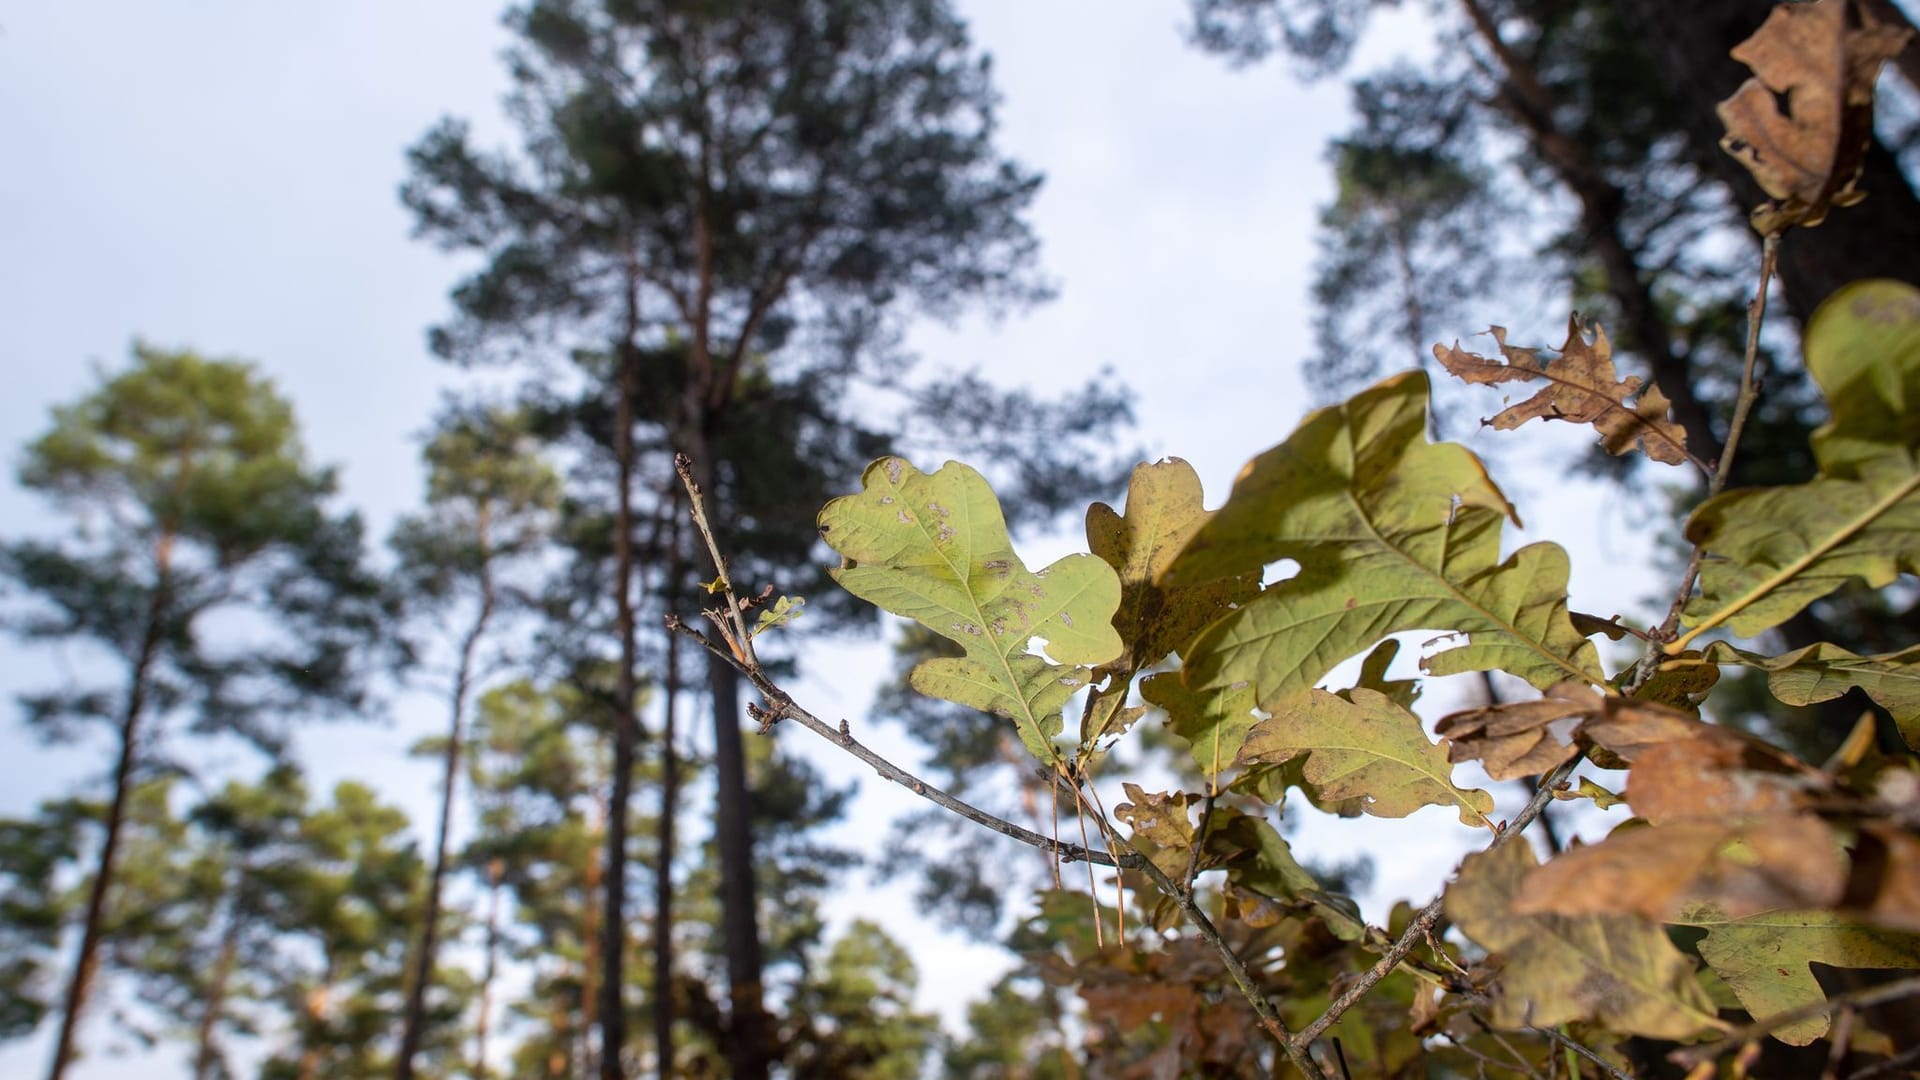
1639, 233, 1777, 674
665, 617, 1138, 870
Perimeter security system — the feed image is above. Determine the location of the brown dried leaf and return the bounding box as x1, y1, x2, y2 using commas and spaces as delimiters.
1447, 843, 1721, 1039
1513, 814, 1847, 921
1433, 317, 1694, 466
1717, 0, 1912, 232
1625, 730, 1827, 825
1437, 682, 1706, 778
1436, 680, 1597, 780
1578, 698, 1716, 767
1114, 784, 1198, 880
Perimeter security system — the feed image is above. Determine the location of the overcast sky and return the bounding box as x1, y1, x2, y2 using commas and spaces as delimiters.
0, 2, 1651, 1074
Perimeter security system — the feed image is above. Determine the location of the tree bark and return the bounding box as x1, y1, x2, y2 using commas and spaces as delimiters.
396, 552, 496, 1080
707, 644, 772, 1080
600, 331, 643, 1080
1609, 0, 1920, 320
46, 535, 172, 1080
651, 621, 681, 1079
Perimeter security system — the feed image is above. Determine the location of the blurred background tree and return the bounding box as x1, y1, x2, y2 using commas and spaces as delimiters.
0, 346, 390, 1079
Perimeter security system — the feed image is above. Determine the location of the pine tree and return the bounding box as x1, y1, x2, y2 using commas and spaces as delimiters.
0, 344, 389, 1078
390, 405, 560, 1079
402, 3, 1130, 1074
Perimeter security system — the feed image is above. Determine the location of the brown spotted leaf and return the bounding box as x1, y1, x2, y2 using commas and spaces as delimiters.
1434, 317, 1695, 466
1447, 843, 1721, 1039
1718, 0, 1912, 232
1113, 784, 1200, 881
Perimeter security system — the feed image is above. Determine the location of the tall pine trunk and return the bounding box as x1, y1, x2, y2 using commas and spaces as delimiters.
46, 534, 172, 1080
651, 619, 681, 1078
708, 653, 771, 1078
396, 552, 496, 1080
599, 264, 645, 1078
681, 445, 771, 1080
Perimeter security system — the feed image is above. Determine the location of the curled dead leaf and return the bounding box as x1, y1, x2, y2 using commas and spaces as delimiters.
1513, 814, 1847, 921
1717, 0, 1912, 232
1436, 681, 1704, 778
1436, 680, 1597, 780
1433, 317, 1696, 467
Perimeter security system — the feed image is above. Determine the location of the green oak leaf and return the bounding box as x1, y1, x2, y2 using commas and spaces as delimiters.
819, 457, 1123, 761
1705, 641, 1920, 748
1682, 281, 1920, 640
1080, 458, 1256, 752
1086, 457, 1260, 672
1675, 906, 1920, 1046
1448, 843, 1721, 1039
1235, 688, 1496, 828
1345, 638, 1422, 712
1141, 671, 1258, 783
1161, 371, 1601, 706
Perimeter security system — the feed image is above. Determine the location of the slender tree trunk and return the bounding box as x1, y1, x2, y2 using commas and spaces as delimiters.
192, 882, 243, 1080
473, 858, 504, 1080
708, 647, 772, 1079
397, 557, 496, 1080
46, 534, 173, 1080
1608, 0, 1920, 320
600, 295, 644, 1079
651, 619, 681, 1079
581, 795, 604, 1080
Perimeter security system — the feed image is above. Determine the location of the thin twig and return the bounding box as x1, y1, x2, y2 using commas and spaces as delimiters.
1291, 757, 1580, 1051
1821, 1005, 1855, 1080
666, 617, 1136, 869
1529, 1025, 1632, 1080
673, 453, 756, 665
1180, 793, 1218, 897
1115, 831, 1329, 1080
1637, 232, 1778, 678
1671, 974, 1920, 1069
1453, 1013, 1547, 1079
